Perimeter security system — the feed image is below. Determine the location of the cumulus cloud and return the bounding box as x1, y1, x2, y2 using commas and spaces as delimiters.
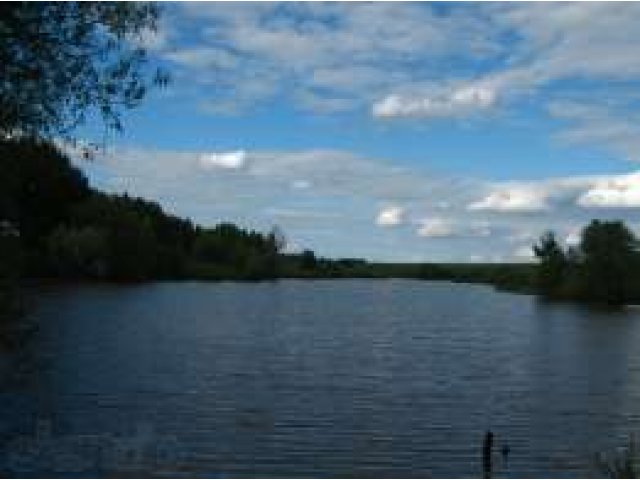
468, 185, 550, 213
199, 150, 247, 170
467, 169, 640, 215
366, 2, 640, 152
576, 172, 640, 208
376, 206, 405, 227
372, 84, 497, 119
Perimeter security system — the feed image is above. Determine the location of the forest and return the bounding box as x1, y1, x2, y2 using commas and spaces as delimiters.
0, 138, 291, 283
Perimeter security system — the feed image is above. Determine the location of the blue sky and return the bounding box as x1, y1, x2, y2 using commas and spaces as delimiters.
75, 2, 640, 262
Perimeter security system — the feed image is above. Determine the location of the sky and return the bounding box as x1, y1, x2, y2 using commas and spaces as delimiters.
74, 1, 640, 263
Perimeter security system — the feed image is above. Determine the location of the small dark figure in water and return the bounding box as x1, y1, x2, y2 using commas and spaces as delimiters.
482, 430, 494, 478
501, 443, 510, 461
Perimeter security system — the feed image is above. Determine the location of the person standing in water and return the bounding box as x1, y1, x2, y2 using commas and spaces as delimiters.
482, 430, 494, 478
501, 442, 510, 468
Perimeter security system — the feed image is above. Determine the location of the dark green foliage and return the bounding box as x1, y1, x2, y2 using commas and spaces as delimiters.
0, 2, 167, 138
416, 263, 536, 291
580, 220, 638, 305
532, 220, 640, 305
1, 138, 289, 282
300, 250, 317, 270
0, 139, 90, 250
47, 225, 108, 278
533, 231, 567, 296
192, 223, 282, 280
108, 209, 157, 281
0, 224, 23, 324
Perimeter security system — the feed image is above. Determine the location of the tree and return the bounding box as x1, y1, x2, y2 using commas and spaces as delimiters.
0, 138, 91, 276
0, 229, 22, 326
0, 2, 167, 139
579, 220, 638, 305
106, 209, 157, 281
268, 225, 286, 254
47, 225, 108, 278
300, 249, 317, 270
533, 231, 567, 296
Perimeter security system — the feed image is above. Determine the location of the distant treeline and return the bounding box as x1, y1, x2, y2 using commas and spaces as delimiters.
2, 138, 639, 306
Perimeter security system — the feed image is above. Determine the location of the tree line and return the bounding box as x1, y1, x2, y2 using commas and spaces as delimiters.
0, 138, 288, 282
3, 136, 638, 307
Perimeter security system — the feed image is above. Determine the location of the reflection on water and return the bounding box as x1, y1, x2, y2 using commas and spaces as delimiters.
2, 280, 640, 477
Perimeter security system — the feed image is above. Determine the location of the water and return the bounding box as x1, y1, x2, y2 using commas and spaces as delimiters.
2, 280, 640, 477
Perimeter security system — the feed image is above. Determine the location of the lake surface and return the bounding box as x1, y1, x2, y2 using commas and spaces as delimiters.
2, 280, 640, 477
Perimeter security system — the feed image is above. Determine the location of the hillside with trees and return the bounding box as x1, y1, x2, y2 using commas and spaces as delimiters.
0, 138, 289, 283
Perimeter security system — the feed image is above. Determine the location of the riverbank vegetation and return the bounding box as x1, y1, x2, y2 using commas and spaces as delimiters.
0, 1, 168, 344
532, 221, 640, 305
1, 138, 290, 282
4, 136, 640, 309
0, 139, 537, 287
4, 113, 634, 305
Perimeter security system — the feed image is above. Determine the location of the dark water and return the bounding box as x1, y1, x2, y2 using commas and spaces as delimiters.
2, 280, 640, 477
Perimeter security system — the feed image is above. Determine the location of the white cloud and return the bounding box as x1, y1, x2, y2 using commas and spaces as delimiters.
564, 228, 581, 247
416, 217, 455, 238
199, 150, 247, 170
512, 245, 535, 262
373, 84, 497, 119
576, 172, 640, 208
376, 206, 404, 227
468, 185, 550, 213
69, 142, 640, 262
291, 179, 312, 190
468, 169, 640, 214
164, 3, 502, 114
365, 2, 640, 154
416, 218, 493, 238
152, 2, 640, 165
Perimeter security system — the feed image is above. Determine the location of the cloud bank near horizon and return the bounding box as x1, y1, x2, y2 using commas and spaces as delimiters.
71, 145, 640, 263
69, 3, 640, 262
